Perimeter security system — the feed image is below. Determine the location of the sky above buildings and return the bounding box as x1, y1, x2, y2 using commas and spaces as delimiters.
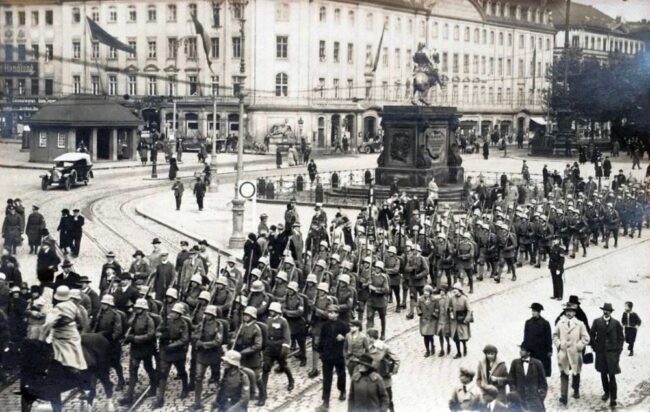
577, 0, 650, 21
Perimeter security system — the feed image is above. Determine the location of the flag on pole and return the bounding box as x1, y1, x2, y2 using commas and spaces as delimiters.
372, 22, 387, 73
86, 17, 135, 54
191, 13, 213, 72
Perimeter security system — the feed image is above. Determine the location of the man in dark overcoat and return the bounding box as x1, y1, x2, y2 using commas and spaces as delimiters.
523, 302, 553, 377
590, 303, 625, 407
508, 341, 548, 412
153, 251, 176, 302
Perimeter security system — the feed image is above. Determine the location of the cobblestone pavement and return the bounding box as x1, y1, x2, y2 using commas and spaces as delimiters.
1, 149, 649, 411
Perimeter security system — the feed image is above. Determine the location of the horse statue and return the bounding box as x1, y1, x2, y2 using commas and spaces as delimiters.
411, 44, 446, 106
19, 333, 113, 412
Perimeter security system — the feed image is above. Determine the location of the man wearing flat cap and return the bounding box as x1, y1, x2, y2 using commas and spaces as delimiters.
590, 303, 625, 407
25, 205, 46, 254
523, 302, 553, 377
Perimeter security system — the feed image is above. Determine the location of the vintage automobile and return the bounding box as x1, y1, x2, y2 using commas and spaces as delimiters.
41, 152, 93, 191
358, 138, 383, 154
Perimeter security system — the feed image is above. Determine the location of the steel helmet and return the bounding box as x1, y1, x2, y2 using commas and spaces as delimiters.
388, 246, 397, 254
171, 303, 185, 315
269, 301, 282, 314
166, 288, 179, 300
258, 256, 270, 266
317, 282, 330, 292
191, 274, 203, 284
287, 281, 299, 292
251, 268, 262, 278
330, 253, 341, 263
315, 259, 327, 268
306, 273, 318, 283
198, 290, 211, 301
276, 271, 289, 282
134, 298, 149, 310
204, 304, 218, 317
101, 294, 115, 307
243, 306, 258, 319
374, 261, 385, 270
251, 280, 265, 292
338, 274, 350, 285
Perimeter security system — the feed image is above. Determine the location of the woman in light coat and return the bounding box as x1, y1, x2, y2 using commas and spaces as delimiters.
416, 285, 437, 357
449, 283, 472, 358
553, 302, 590, 403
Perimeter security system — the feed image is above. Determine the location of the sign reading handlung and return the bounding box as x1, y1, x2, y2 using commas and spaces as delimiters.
0, 62, 38, 77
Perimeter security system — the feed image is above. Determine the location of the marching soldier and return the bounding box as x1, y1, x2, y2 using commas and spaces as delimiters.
334, 274, 355, 325
308, 282, 332, 378
120, 298, 157, 406
432, 232, 454, 289
496, 223, 518, 282
191, 304, 223, 411
214, 350, 250, 412
603, 203, 621, 249
94, 294, 126, 390
233, 306, 264, 405
283, 281, 307, 366
154, 302, 190, 408
384, 246, 402, 312
356, 256, 372, 322
260, 302, 294, 406
367, 261, 390, 340
516, 213, 534, 267
456, 232, 476, 293
213, 277, 234, 317
570, 207, 589, 258
405, 244, 429, 319
248, 280, 271, 322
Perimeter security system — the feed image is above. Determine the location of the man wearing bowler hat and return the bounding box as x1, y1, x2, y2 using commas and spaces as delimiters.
508, 341, 548, 412
147, 238, 163, 274
590, 303, 625, 407
128, 250, 150, 286
555, 295, 590, 334
523, 302, 553, 377
54, 259, 81, 290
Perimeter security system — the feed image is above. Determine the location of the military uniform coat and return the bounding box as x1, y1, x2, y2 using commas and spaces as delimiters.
25, 212, 46, 245
129, 312, 156, 359
195, 318, 223, 365
158, 316, 190, 362
234, 321, 263, 369
590, 317, 624, 375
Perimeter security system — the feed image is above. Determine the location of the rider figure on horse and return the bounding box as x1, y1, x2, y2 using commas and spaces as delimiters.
39, 285, 88, 371
413, 43, 439, 81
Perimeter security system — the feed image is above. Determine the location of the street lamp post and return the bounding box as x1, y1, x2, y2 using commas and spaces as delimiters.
208, 95, 219, 192
228, 0, 249, 249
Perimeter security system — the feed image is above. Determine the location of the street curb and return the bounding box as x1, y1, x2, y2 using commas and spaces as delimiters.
133, 204, 242, 263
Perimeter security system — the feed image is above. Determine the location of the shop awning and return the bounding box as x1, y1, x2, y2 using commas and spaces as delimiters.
530, 116, 547, 125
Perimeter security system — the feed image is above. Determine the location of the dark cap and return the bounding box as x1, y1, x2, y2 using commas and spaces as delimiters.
483, 344, 498, 355
530, 302, 544, 311
151, 238, 162, 245
61, 259, 73, 268
568, 295, 580, 305
79, 275, 91, 283
180, 240, 189, 247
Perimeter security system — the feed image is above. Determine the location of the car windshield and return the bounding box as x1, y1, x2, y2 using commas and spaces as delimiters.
55, 161, 76, 168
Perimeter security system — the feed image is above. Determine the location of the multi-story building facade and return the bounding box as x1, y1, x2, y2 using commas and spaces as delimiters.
1, 0, 64, 137
2, 0, 556, 151
549, 0, 646, 62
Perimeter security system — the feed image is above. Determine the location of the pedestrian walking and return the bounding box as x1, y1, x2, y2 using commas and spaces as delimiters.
482, 140, 489, 160
276, 147, 282, 169
621, 301, 642, 356
193, 177, 206, 211
449, 367, 481, 411
137, 139, 149, 165
548, 239, 565, 300
316, 304, 349, 412
476, 345, 509, 401
2, 206, 23, 255
56, 208, 72, 255
631, 147, 641, 170
590, 303, 625, 408
25, 205, 46, 254
308, 159, 318, 183
553, 301, 590, 405
172, 178, 184, 211
508, 342, 548, 412
70, 209, 84, 257
523, 303, 553, 377
36, 239, 60, 284
449, 282, 472, 358
603, 156, 612, 179
416, 284, 437, 357
168, 155, 179, 180
347, 353, 389, 412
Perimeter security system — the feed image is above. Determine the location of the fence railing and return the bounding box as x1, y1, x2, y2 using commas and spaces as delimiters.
254, 166, 546, 206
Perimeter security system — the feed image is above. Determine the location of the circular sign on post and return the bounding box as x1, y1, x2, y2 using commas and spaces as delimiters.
239, 180, 257, 199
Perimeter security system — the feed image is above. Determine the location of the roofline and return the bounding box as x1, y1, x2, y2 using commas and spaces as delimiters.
27, 120, 141, 127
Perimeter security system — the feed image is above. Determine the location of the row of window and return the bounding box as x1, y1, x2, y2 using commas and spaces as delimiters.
572, 35, 645, 54
76, 3, 220, 25
3, 43, 53, 62
317, 6, 427, 36
37, 132, 67, 149
3, 78, 54, 96
483, 1, 550, 24
66, 36, 238, 61
67, 74, 224, 97
4, 9, 53, 26
438, 52, 548, 78
433, 24, 553, 51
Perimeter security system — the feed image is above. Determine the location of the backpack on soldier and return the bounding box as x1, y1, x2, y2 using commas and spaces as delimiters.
240, 366, 257, 399
256, 321, 268, 351
217, 318, 230, 344
114, 309, 128, 340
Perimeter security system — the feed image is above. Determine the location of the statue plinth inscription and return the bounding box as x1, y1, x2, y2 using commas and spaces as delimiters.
376, 105, 463, 188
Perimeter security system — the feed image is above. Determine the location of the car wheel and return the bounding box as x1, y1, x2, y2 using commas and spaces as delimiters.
41, 177, 48, 191
63, 178, 72, 191
84, 179, 89, 186
363, 145, 372, 154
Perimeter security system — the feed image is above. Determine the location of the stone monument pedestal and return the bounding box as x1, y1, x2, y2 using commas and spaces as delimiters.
375, 105, 463, 189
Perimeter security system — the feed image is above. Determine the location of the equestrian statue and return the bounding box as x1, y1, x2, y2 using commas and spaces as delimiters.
412, 43, 446, 106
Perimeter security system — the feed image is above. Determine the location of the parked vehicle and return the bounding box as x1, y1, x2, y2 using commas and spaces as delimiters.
358, 139, 383, 154
41, 153, 93, 191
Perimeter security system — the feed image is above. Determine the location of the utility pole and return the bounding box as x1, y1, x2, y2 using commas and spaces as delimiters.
228, 0, 248, 249
208, 94, 219, 191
